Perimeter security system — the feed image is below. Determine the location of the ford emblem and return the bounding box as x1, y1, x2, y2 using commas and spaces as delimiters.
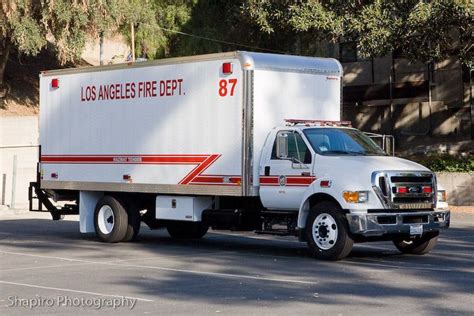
408, 186, 419, 193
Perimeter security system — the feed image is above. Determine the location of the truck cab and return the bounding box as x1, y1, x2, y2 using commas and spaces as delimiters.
258, 119, 450, 259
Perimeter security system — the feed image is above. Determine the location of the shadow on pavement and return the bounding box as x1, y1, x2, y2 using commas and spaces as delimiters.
0, 217, 472, 313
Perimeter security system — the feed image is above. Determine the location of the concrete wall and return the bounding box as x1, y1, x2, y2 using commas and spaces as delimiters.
436, 172, 474, 206
82, 34, 130, 66
0, 116, 39, 208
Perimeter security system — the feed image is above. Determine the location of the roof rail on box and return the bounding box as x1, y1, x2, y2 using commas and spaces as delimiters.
284, 119, 352, 127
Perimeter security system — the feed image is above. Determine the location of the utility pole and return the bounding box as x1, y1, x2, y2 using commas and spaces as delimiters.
130, 22, 136, 62
99, 31, 104, 66
470, 68, 473, 139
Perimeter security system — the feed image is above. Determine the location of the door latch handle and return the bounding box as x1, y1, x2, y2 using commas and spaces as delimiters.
264, 166, 270, 176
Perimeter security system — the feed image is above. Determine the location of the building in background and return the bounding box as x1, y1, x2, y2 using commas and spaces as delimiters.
336, 42, 472, 155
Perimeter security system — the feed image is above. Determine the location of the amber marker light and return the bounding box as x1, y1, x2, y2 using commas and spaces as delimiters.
343, 191, 369, 203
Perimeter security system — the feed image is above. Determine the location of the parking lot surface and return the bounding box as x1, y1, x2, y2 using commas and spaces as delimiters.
0, 210, 473, 315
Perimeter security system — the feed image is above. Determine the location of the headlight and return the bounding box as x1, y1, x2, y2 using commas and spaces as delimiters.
343, 191, 369, 203
437, 190, 447, 202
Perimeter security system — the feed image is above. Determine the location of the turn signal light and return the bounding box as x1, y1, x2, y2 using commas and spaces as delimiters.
397, 186, 408, 194
343, 191, 368, 203
422, 186, 432, 193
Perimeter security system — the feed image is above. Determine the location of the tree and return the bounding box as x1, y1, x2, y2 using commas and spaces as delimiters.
245, 0, 473, 67
0, 0, 166, 97
0, 1, 46, 94
118, 0, 163, 59
164, 1, 298, 58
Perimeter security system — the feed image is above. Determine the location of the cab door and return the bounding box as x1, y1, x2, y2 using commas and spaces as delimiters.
259, 130, 315, 210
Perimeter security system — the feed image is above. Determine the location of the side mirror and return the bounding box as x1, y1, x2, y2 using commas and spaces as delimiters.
276, 132, 289, 159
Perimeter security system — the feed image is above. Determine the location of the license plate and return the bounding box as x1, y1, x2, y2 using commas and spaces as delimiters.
410, 224, 423, 235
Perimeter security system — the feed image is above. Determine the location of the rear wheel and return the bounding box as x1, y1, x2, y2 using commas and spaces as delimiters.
393, 233, 439, 255
122, 203, 141, 242
94, 196, 128, 243
167, 222, 209, 239
305, 201, 353, 260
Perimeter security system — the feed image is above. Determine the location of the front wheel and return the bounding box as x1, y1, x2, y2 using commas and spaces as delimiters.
393, 233, 439, 255
305, 201, 353, 260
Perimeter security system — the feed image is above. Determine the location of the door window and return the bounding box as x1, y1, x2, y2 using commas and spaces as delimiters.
271, 131, 311, 164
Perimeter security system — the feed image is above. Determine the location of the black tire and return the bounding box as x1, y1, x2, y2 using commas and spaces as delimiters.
122, 203, 141, 242
94, 196, 129, 243
167, 222, 209, 239
305, 201, 353, 260
393, 233, 439, 255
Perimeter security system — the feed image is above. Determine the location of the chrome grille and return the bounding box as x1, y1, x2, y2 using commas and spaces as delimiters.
372, 171, 436, 210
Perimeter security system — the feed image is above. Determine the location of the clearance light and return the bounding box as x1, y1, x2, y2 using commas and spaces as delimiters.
222, 62, 233, 74
343, 191, 368, 203
437, 190, 447, 202
51, 78, 59, 89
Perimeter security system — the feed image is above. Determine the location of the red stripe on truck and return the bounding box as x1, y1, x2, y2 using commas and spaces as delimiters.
41, 155, 207, 164
260, 176, 316, 187
41, 154, 222, 185
178, 154, 221, 185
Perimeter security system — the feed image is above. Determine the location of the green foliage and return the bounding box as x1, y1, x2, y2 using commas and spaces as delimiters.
42, 0, 90, 63
154, 0, 195, 56
118, 0, 164, 59
410, 154, 474, 172
1, 0, 472, 75
1, 1, 46, 56
244, 0, 473, 66
167, 1, 300, 57
289, 2, 344, 42
0, 0, 174, 65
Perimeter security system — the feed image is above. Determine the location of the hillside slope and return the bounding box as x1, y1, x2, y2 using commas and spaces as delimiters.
0, 49, 75, 116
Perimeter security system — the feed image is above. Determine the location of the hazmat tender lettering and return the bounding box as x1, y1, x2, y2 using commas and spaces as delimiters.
80, 79, 184, 102
113, 157, 142, 163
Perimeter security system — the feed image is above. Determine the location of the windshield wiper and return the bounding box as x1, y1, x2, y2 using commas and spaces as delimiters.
322, 150, 368, 156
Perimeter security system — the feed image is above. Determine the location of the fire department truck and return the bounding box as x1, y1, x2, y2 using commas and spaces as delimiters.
29, 51, 450, 260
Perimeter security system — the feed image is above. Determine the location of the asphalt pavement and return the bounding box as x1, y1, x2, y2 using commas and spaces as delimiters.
0, 209, 472, 315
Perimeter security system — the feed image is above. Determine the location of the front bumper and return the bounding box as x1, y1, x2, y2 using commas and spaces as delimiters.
346, 210, 450, 237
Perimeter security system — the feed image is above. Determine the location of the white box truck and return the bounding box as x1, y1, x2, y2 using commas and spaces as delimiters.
29, 51, 450, 260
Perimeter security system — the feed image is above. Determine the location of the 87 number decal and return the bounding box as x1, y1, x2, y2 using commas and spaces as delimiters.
218, 78, 237, 97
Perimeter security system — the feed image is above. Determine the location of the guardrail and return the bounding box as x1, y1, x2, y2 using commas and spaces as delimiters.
0, 145, 39, 208
0, 145, 39, 149
365, 133, 395, 156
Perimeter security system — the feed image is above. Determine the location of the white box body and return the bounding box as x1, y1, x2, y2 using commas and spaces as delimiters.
39, 51, 342, 197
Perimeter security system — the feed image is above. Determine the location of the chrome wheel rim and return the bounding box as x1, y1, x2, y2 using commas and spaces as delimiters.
98, 205, 114, 234
312, 213, 338, 250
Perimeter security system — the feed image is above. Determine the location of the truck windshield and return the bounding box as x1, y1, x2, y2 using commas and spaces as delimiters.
303, 128, 386, 156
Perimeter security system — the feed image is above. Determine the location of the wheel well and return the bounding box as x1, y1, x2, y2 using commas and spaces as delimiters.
308, 193, 341, 210
298, 193, 343, 230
